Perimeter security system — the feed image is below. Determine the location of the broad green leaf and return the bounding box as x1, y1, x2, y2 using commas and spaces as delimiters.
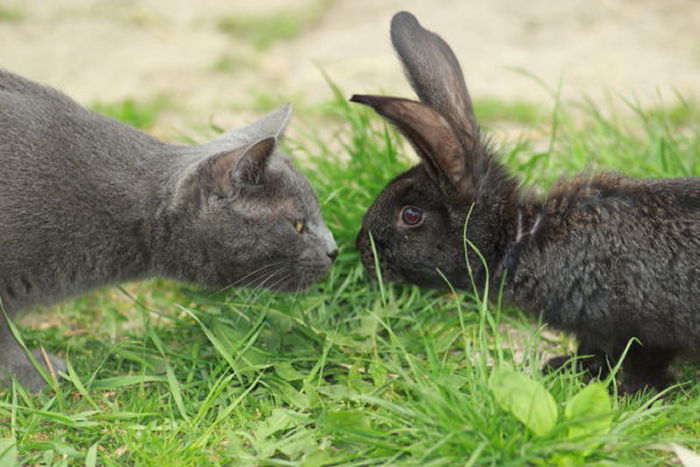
85, 443, 98, 467
255, 408, 295, 440
319, 410, 373, 435
276, 430, 318, 459
266, 379, 309, 409
543, 452, 586, 466
26, 440, 79, 458
564, 383, 612, 442
489, 366, 557, 436
0, 437, 17, 466
274, 362, 304, 381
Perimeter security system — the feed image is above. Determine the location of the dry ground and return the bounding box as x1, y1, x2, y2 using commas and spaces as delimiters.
1, 0, 699, 136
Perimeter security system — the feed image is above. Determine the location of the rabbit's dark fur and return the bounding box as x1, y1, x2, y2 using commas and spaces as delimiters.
353, 11, 700, 393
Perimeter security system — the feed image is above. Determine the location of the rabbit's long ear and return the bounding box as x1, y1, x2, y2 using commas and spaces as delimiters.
350, 94, 472, 194
391, 11, 477, 150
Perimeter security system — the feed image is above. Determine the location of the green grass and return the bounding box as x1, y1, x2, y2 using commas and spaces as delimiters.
474, 96, 545, 125
217, 0, 331, 51
209, 52, 258, 74
0, 3, 24, 23
2, 80, 700, 465
90, 95, 172, 130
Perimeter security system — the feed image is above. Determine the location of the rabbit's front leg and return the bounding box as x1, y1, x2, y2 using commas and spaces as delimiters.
544, 340, 611, 380
617, 343, 677, 394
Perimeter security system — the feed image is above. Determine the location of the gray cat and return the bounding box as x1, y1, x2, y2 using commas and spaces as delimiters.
0, 69, 337, 390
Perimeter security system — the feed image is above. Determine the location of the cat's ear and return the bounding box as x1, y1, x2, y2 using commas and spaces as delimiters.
249, 103, 292, 138
349, 94, 470, 194
202, 137, 276, 195
212, 104, 292, 147
231, 137, 276, 186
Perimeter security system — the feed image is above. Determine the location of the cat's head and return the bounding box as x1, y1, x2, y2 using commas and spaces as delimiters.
166, 104, 337, 293
352, 12, 518, 290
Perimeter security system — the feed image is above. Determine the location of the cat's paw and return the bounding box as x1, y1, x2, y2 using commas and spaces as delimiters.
0, 349, 64, 392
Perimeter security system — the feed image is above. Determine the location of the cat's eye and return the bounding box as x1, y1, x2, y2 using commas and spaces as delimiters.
400, 206, 424, 226
292, 220, 305, 233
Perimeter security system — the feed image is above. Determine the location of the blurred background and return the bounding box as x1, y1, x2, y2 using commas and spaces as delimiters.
1, 0, 699, 138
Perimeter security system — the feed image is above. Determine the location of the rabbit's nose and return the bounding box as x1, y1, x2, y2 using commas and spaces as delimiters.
355, 229, 365, 251
356, 227, 373, 253
327, 249, 338, 261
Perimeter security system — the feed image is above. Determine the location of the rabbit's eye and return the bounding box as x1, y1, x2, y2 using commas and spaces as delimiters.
400, 206, 424, 226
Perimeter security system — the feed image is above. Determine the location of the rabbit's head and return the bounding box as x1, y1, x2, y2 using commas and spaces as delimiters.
353, 11, 519, 289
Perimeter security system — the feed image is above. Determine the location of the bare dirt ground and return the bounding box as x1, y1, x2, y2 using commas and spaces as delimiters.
1, 0, 699, 137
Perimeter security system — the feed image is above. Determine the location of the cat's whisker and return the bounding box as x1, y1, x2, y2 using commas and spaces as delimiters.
217, 261, 287, 294
266, 274, 291, 294
233, 262, 285, 286
238, 267, 287, 303
274, 266, 301, 294
249, 267, 288, 292
239, 270, 292, 310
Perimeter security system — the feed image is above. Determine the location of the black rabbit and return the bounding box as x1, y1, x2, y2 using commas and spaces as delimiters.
352, 11, 700, 394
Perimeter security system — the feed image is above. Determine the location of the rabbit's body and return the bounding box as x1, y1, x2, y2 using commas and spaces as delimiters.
508, 174, 700, 349
353, 11, 700, 392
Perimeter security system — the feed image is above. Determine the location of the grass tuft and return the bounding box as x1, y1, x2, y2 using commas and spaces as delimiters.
474, 96, 545, 125
2, 78, 700, 464
217, 0, 331, 50
90, 95, 172, 130
0, 3, 24, 23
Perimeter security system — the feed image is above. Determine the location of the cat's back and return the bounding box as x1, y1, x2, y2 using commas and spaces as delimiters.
0, 69, 89, 165
0, 68, 63, 98
0, 69, 160, 185
0, 68, 80, 123
0, 70, 98, 221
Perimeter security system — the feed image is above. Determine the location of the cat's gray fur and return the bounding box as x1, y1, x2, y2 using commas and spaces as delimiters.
0, 69, 336, 390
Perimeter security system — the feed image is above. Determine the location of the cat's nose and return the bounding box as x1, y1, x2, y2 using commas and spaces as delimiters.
327, 248, 338, 262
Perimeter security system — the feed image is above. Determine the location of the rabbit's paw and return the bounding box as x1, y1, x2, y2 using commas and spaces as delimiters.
544, 350, 610, 381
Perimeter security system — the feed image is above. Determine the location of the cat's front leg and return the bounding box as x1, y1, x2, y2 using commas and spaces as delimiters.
0, 318, 64, 391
